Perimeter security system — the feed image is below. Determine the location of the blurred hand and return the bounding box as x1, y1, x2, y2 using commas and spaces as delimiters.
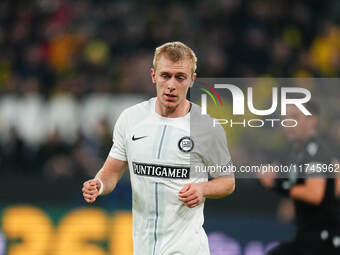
178, 183, 204, 208
259, 176, 275, 188
257, 164, 278, 188
82, 179, 101, 203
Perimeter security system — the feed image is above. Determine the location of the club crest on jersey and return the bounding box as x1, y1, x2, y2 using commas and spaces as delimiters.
178, 136, 194, 152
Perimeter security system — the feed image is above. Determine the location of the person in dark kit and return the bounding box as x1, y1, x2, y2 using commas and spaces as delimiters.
259, 101, 340, 255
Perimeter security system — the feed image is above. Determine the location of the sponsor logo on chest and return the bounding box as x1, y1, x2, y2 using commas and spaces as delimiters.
132, 162, 190, 179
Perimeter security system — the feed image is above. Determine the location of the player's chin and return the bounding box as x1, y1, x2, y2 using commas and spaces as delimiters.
285, 133, 297, 142
163, 100, 179, 109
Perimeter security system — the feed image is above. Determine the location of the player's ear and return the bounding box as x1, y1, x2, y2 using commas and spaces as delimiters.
189, 73, 197, 88
150, 68, 156, 84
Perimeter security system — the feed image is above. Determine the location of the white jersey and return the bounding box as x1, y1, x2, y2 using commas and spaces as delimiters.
109, 97, 232, 255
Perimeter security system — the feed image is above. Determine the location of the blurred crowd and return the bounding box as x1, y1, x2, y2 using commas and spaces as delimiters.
0, 94, 144, 180
1, 0, 340, 180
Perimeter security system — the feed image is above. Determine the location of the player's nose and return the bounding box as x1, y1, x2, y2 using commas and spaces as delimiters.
167, 77, 177, 90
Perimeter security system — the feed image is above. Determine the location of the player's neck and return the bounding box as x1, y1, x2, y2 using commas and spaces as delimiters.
294, 132, 315, 146
156, 99, 191, 118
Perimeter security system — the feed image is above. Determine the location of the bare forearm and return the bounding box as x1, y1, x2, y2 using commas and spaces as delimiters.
95, 169, 118, 194
289, 178, 325, 205
95, 157, 127, 195
202, 176, 235, 199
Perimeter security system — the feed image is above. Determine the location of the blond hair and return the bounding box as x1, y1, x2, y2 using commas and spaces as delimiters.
153, 41, 197, 75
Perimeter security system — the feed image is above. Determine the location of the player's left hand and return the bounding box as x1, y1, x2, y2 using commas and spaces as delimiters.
178, 183, 204, 208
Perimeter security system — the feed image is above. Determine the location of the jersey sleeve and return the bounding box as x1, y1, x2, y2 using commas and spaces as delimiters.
109, 111, 128, 161
204, 124, 233, 178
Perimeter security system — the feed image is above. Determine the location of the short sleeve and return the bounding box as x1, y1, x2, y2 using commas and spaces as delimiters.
204, 124, 233, 178
109, 112, 128, 161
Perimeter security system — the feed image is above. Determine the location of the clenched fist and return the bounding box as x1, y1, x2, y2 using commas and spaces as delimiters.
82, 179, 101, 203
178, 183, 204, 208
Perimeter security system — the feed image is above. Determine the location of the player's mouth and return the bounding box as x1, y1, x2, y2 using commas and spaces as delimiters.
164, 93, 177, 101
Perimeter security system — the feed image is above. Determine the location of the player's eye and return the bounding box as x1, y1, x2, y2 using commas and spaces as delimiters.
176, 75, 186, 80
161, 73, 170, 79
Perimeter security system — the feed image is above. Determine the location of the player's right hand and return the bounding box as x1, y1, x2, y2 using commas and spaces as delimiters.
82, 179, 101, 203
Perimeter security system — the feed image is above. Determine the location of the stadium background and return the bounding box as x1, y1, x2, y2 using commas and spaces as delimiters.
0, 0, 340, 254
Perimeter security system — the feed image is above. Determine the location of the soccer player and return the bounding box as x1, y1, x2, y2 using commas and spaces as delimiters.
82, 41, 235, 255
259, 102, 340, 255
